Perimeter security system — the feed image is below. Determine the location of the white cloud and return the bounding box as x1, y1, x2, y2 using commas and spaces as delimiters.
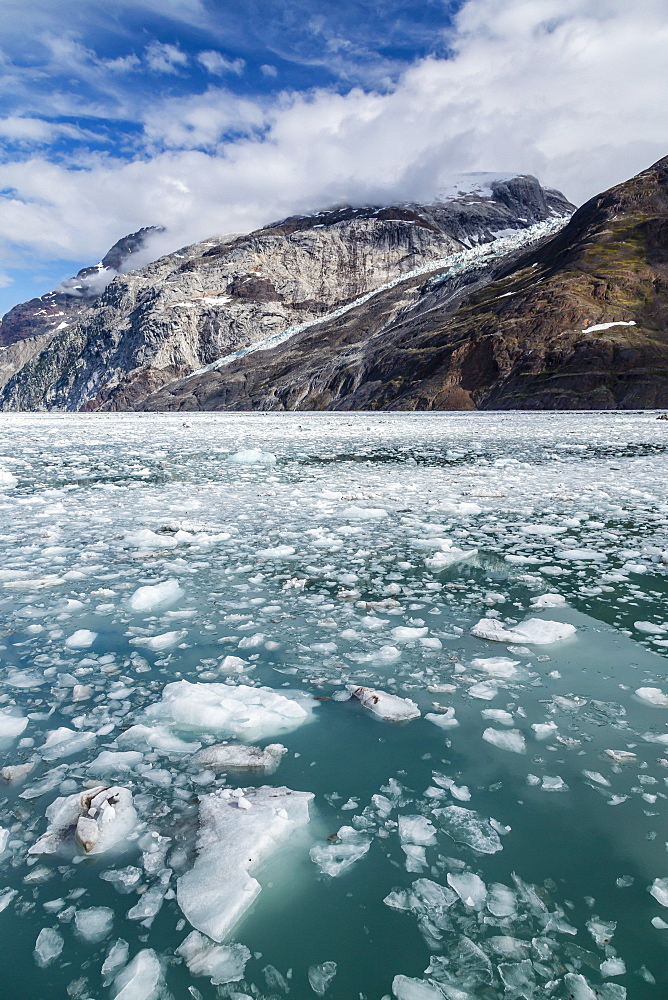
260, 64, 278, 78
0, 271, 13, 289
197, 50, 245, 75
144, 41, 189, 74
0, 0, 666, 276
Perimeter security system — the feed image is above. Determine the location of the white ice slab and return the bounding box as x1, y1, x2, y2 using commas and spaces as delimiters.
471, 617, 576, 644
349, 685, 420, 722
177, 785, 313, 941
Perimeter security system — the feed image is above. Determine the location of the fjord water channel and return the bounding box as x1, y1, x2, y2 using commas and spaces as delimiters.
0, 411, 667, 1000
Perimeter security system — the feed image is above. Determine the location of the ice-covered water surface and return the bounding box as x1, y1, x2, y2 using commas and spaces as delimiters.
0, 410, 667, 1000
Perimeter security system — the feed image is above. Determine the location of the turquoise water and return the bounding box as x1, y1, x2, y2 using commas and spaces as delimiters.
0, 411, 667, 1000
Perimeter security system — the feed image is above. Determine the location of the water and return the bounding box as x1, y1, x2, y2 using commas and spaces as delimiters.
0, 410, 667, 1000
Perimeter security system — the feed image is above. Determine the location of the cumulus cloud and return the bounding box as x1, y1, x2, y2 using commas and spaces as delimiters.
197, 50, 245, 75
144, 41, 189, 74
0, 0, 666, 275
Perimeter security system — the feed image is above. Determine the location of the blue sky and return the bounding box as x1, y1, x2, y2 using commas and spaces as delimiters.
1, 0, 667, 316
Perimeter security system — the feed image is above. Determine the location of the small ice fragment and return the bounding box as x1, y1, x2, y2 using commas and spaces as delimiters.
600, 958, 626, 977
583, 771, 610, 787
308, 961, 337, 996
74, 906, 113, 943
530, 594, 567, 608
424, 547, 477, 571
541, 775, 568, 792
531, 722, 558, 740
40, 727, 96, 761
111, 949, 163, 1000
391, 626, 429, 641
228, 449, 276, 464
311, 826, 372, 877
487, 883, 517, 918
65, 629, 98, 649
433, 805, 502, 854
447, 871, 487, 908
482, 709, 514, 725
177, 931, 251, 985
130, 630, 187, 651
34, 927, 64, 968
425, 709, 458, 729
482, 728, 526, 754
649, 878, 668, 907
398, 815, 437, 846
1, 762, 34, 783
471, 656, 520, 678
127, 579, 183, 613
636, 688, 668, 708
349, 685, 420, 722
0, 710, 29, 739
652, 916, 668, 929
102, 940, 130, 985
471, 617, 576, 644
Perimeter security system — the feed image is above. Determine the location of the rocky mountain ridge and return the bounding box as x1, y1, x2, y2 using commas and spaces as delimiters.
0, 175, 572, 411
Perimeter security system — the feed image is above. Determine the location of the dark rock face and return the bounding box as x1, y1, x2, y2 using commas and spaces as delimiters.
136, 156, 668, 413
0, 227, 163, 354
0, 174, 572, 411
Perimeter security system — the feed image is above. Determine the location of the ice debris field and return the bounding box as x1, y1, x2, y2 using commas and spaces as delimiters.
0, 410, 667, 1000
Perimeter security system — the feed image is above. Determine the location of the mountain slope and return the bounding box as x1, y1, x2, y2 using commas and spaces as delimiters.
0, 175, 571, 411
136, 155, 668, 412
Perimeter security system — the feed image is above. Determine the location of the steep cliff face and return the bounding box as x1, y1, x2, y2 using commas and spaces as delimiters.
136, 155, 668, 413
0, 174, 572, 411
0, 227, 163, 352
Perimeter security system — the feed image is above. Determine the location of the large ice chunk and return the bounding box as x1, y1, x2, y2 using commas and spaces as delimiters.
636, 687, 668, 708
349, 686, 420, 722
392, 975, 446, 1000
147, 682, 316, 741
34, 927, 64, 968
228, 448, 276, 464
0, 710, 28, 739
29, 785, 137, 856
471, 617, 576, 644
308, 961, 337, 996
177, 785, 313, 942
130, 630, 188, 651
127, 579, 183, 613
65, 629, 98, 649
40, 727, 96, 761
482, 728, 526, 754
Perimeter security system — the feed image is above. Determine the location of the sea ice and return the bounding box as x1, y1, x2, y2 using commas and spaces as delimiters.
349, 686, 420, 722
191, 742, 287, 771
482, 728, 526, 753
311, 825, 372, 876
227, 448, 276, 464
471, 617, 576, 644
635, 687, 668, 708
40, 727, 96, 761
74, 906, 114, 943
127, 579, 183, 613
425, 709, 459, 729
392, 975, 446, 1000
29, 785, 137, 856
177, 931, 251, 985
649, 878, 668, 907
433, 805, 503, 854
308, 961, 337, 996
399, 815, 438, 846
447, 871, 487, 908
130, 629, 188, 651
111, 949, 164, 1000
0, 710, 28, 739
34, 927, 64, 968
530, 593, 567, 608
147, 682, 316, 740
177, 785, 313, 941
65, 629, 98, 649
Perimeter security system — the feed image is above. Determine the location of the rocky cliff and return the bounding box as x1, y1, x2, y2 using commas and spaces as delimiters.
135, 155, 668, 412
0, 175, 571, 410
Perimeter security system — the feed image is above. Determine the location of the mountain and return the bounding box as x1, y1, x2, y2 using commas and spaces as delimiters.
0, 175, 572, 410
136, 155, 668, 412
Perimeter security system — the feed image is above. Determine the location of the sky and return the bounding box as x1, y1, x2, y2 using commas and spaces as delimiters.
0, 0, 667, 316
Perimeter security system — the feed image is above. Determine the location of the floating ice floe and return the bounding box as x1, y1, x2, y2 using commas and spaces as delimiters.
111, 949, 164, 1000
0, 710, 28, 739
123, 528, 178, 549
34, 927, 64, 968
40, 726, 96, 761
75, 906, 114, 943
447, 870, 487, 908
29, 785, 137, 856
177, 785, 313, 941
425, 546, 477, 572
471, 617, 576, 644
432, 805, 503, 854
649, 878, 668, 907
65, 629, 98, 649
530, 593, 567, 608
127, 579, 183, 613
392, 975, 444, 1000
425, 708, 459, 729
340, 505, 388, 520
129, 629, 188, 651
227, 448, 276, 464
146, 682, 316, 741
177, 931, 251, 985
310, 825, 372, 877
191, 742, 287, 772
308, 961, 337, 996
635, 687, 668, 708
349, 685, 420, 722
482, 728, 526, 754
